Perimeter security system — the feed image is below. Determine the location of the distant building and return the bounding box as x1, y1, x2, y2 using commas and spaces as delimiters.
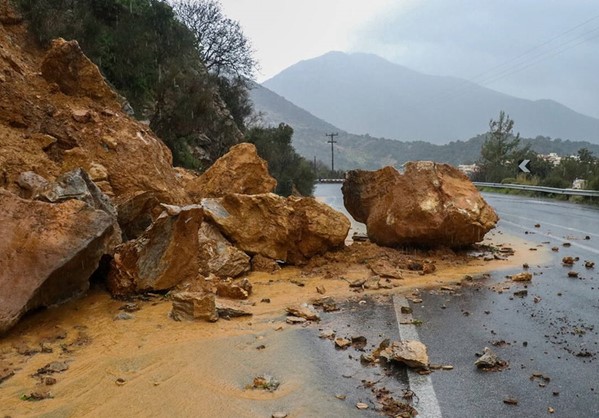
540, 152, 562, 166
458, 164, 478, 176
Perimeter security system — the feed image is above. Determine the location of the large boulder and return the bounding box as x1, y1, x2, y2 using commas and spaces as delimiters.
342, 162, 498, 248
201, 193, 350, 264
185, 143, 277, 201
0, 32, 189, 238
197, 222, 251, 278
40, 38, 118, 105
107, 205, 205, 296
0, 190, 118, 334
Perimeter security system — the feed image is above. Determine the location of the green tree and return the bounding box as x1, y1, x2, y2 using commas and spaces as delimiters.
246, 124, 316, 197
475, 111, 529, 182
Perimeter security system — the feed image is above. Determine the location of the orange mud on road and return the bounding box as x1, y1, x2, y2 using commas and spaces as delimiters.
0, 231, 547, 418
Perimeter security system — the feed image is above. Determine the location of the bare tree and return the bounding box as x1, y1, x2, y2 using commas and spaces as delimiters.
170, 0, 257, 78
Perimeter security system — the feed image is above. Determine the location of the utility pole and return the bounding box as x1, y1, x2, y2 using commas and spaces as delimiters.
325, 132, 338, 177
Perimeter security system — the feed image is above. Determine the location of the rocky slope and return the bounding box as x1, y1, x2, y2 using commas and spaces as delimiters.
0, 6, 350, 333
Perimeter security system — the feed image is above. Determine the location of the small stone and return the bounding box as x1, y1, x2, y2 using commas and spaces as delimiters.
551, 247, 559, 252
503, 397, 518, 405
335, 394, 347, 400
115, 377, 126, 386
511, 272, 532, 282
567, 271, 579, 278
548, 407, 555, 414
114, 312, 134, 321
119, 303, 140, 313
286, 304, 320, 321
44, 377, 57, 385
335, 337, 352, 349
319, 329, 335, 339
250, 375, 279, 391
286, 316, 307, 324
272, 412, 288, 418
584, 261, 595, 269
441, 365, 454, 370
563, 242, 571, 247
316, 285, 326, 294
400, 306, 413, 314
356, 402, 369, 410
562, 256, 575, 265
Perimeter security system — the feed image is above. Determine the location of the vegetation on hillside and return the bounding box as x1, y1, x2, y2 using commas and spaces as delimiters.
16, 0, 317, 195
246, 124, 315, 196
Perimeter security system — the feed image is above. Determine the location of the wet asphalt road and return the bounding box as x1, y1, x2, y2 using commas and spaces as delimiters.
411, 193, 599, 418
313, 187, 599, 417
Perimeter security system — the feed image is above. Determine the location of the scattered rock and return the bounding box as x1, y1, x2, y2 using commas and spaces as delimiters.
216, 301, 252, 319
503, 397, 518, 405
567, 271, 579, 278
562, 256, 575, 265
169, 291, 218, 322
351, 336, 368, 350
356, 402, 369, 410
119, 303, 140, 313
584, 260, 595, 269
551, 247, 559, 252
215, 278, 251, 300
379, 340, 429, 369
272, 412, 288, 418
513, 289, 528, 297
36, 361, 69, 375
286, 304, 320, 321
249, 375, 279, 391
335, 337, 352, 349
369, 259, 403, 279
113, 312, 134, 321
316, 285, 326, 295
342, 162, 498, 248
475, 347, 507, 370
511, 272, 532, 282
319, 329, 336, 339
0, 363, 15, 384
285, 316, 306, 325
21, 391, 53, 401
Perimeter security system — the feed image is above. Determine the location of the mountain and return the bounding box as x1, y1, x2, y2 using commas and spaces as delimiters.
249, 82, 599, 171
262, 51, 599, 145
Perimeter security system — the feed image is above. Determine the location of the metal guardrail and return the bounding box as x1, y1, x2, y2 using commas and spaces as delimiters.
473, 182, 599, 197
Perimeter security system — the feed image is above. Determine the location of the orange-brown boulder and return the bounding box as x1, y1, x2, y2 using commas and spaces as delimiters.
0, 189, 119, 334
41, 38, 118, 105
0, 26, 189, 238
342, 162, 498, 248
201, 193, 351, 264
186, 143, 276, 201
107, 205, 205, 296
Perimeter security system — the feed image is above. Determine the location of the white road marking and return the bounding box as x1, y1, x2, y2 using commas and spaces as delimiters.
393, 295, 443, 418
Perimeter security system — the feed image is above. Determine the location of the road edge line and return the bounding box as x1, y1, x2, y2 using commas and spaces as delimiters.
393, 294, 443, 418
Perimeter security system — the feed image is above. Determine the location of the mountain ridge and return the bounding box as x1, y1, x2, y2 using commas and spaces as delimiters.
262, 51, 599, 145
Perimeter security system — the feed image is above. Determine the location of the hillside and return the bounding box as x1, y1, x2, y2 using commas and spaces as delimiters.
250, 83, 599, 170
263, 51, 599, 145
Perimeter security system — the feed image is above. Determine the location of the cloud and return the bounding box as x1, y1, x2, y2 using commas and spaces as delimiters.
350, 0, 599, 118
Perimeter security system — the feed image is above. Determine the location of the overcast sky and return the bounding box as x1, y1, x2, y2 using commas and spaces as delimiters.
219, 0, 599, 118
